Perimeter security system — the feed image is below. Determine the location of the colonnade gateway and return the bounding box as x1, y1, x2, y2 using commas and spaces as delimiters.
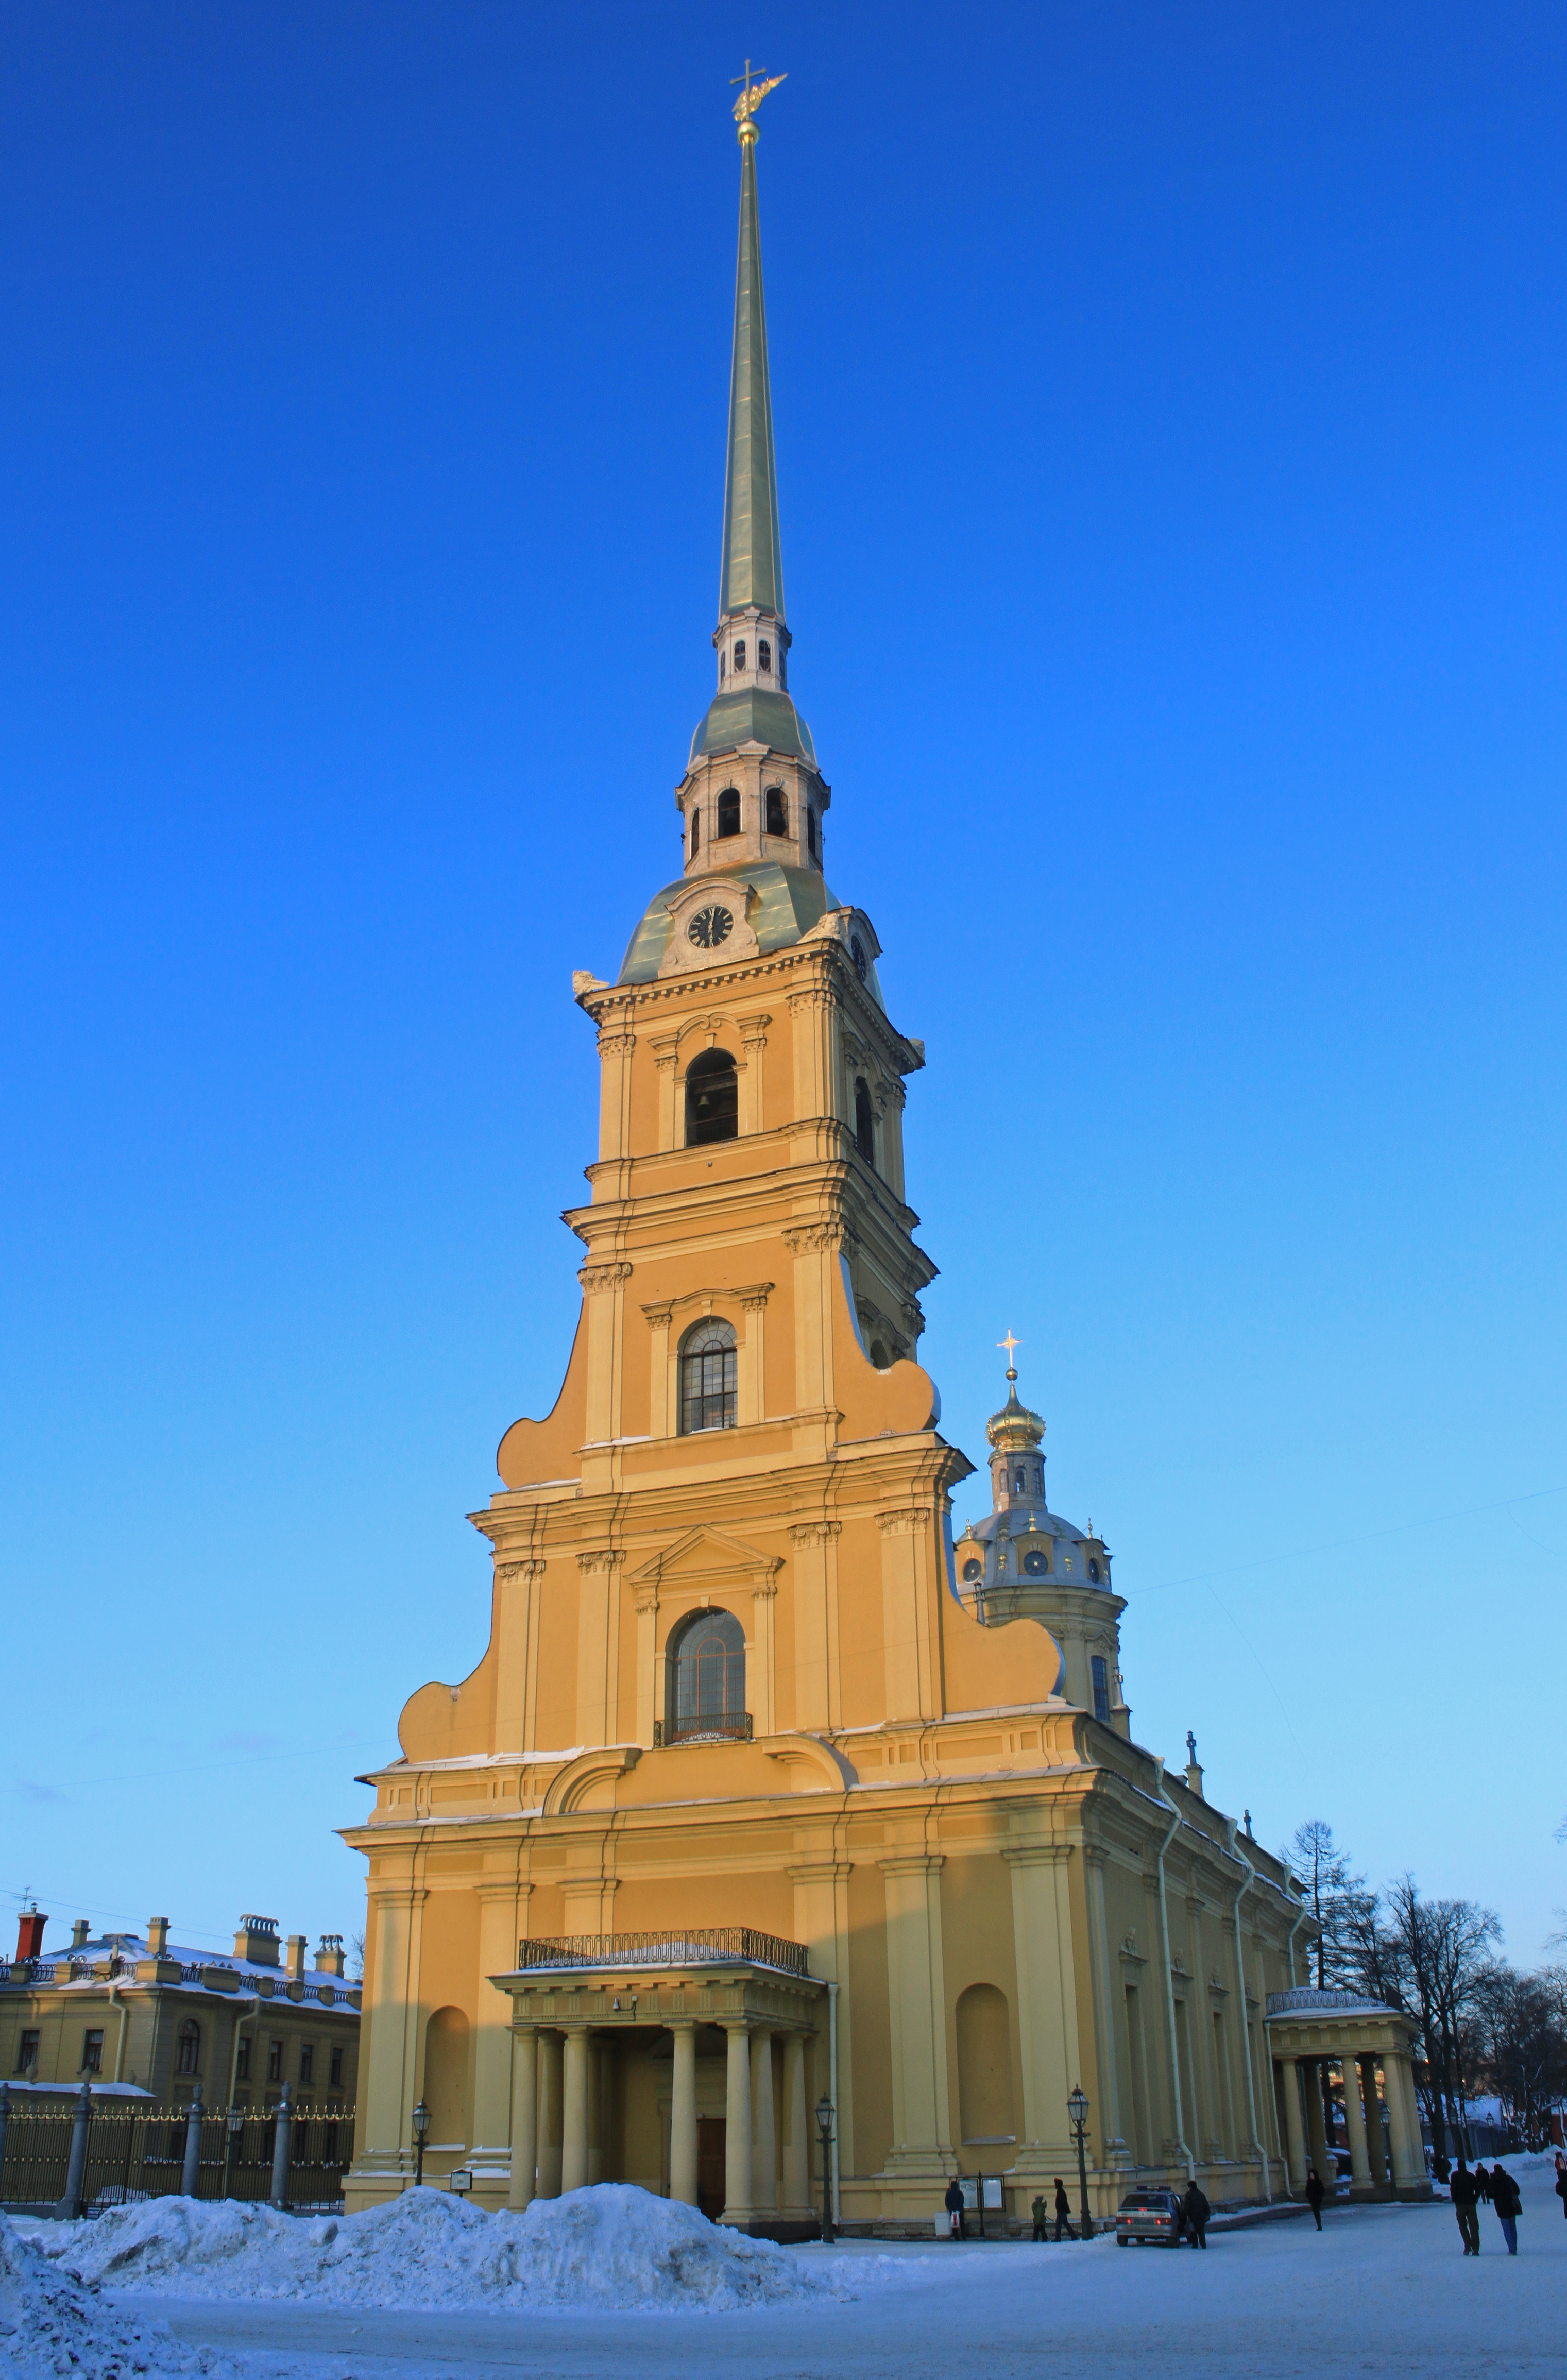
344, 76, 1413, 2231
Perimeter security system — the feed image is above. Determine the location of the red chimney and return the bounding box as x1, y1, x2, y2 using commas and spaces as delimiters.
15, 1909, 47, 1961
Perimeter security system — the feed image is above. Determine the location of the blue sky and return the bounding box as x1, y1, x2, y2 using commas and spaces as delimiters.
3, 3, 1562, 1970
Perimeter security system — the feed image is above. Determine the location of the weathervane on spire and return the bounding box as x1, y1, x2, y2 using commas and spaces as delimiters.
997, 1329, 1020, 1382
731, 61, 787, 142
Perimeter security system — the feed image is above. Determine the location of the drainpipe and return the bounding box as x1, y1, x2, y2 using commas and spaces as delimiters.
109, 1984, 131, 2084
227, 1997, 261, 2106
1227, 1826, 1270, 2202
1152, 1761, 1195, 2182
827, 1980, 840, 2229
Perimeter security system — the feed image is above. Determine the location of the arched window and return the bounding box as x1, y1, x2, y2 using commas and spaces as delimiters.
719, 651, 726, 680
955, 1983, 1015, 2146
854, 1078, 875, 1164
806, 808, 818, 861
690, 808, 701, 856
733, 640, 746, 672
424, 2006, 472, 2148
870, 1338, 889, 1368
679, 1316, 737, 1433
685, 1048, 738, 1146
667, 1606, 747, 1741
1023, 1549, 1048, 1575
717, 787, 741, 839
1091, 1654, 1111, 1722
1014, 1467, 1026, 1493
1087, 1557, 1101, 1584
764, 786, 788, 837
758, 638, 771, 673
962, 1559, 983, 1584
176, 2019, 201, 2076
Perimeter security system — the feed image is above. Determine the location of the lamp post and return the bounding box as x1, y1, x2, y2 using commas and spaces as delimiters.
815, 2092, 836, 2245
1067, 2084, 1093, 2241
412, 2097, 430, 2189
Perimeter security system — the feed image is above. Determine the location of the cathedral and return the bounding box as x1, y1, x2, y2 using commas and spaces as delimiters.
343, 78, 1324, 2233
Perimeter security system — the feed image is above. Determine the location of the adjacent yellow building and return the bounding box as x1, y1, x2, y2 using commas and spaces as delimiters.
343, 77, 1349, 2233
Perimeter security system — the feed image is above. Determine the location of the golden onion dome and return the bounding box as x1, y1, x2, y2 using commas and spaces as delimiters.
985, 1373, 1045, 1451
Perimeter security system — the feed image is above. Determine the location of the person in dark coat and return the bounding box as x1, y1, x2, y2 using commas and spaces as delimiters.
1053, 2178, 1074, 2241
944, 2176, 965, 2240
1031, 2192, 1048, 2242
1305, 2167, 1326, 2230
1181, 2178, 1211, 2248
1472, 2161, 1492, 2204
1554, 2154, 1567, 2221
1449, 2161, 1480, 2255
1489, 2163, 1521, 2255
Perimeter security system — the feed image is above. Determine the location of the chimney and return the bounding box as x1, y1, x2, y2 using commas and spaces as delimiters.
234, 1915, 280, 1966
15, 1908, 47, 1962
316, 1935, 346, 1978
146, 1917, 169, 1958
285, 1933, 307, 1981
71, 1920, 91, 1951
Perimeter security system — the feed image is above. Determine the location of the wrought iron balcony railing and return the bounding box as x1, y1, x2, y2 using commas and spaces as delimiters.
514, 1928, 809, 1979
652, 1712, 753, 1746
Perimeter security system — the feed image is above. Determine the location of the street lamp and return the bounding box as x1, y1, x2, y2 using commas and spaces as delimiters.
1067, 2084, 1093, 2241
815, 2092, 836, 2246
412, 2098, 430, 2189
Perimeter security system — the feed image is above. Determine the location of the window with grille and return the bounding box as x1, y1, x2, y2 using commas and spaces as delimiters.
81, 2029, 104, 2073
330, 2044, 344, 2089
299, 2043, 314, 2086
765, 786, 788, 837
235, 2036, 252, 2082
758, 638, 771, 672
733, 640, 746, 672
717, 786, 741, 838
679, 1317, 737, 1434
175, 2019, 199, 2076
855, 1078, 875, 1164
268, 2038, 283, 2084
16, 2030, 39, 2073
667, 1606, 747, 1741
685, 1048, 738, 1146
1092, 1655, 1111, 1724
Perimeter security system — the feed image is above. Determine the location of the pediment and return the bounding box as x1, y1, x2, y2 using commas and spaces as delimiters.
629, 1524, 782, 1590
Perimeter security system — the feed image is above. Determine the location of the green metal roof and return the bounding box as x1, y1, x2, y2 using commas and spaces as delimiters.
688, 686, 816, 769
719, 133, 785, 624
617, 862, 840, 984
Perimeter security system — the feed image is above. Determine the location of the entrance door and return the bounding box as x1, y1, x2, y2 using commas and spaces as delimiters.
696, 2116, 726, 2220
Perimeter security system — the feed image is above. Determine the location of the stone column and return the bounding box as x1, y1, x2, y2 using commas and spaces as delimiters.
781, 2034, 810, 2221
508, 2028, 538, 2209
1005, 1847, 1081, 2173
588, 2036, 606, 2185
750, 2029, 776, 2218
537, 2031, 564, 2198
878, 1855, 954, 2178
1302, 2060, 1330, 2186
473, 1886, 522, 2171
1361, 2058, 1387, 2185
1385, 2055, 1424, 2190
669, 2023, 699, 2204
722, 2022, 753, 2228
561, 2028, 591, 2192
1280, 2059, 1309, 2192
1339, 2049, 1371, 2189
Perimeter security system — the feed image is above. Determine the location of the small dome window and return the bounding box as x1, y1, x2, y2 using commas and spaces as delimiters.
690, 808, 701, 856
765, 787, 788, 837
717, 787, 741, 838
1014, 1467, 1026, 1493
1087, 1557, 1101, 1584
685, 1048, 738, 1145
850, 934, 867, 983
719, 651, 726, 680
1091, 1654, 1111, 1723
734, 640, 746, 672
1023, 1550, 1049, 1575
962, 1559, 982, 1583
758, 638, 771, 672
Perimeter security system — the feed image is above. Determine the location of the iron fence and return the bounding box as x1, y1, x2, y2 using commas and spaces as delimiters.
515, 1927, 810, 1978
0, 2093, 355, 2214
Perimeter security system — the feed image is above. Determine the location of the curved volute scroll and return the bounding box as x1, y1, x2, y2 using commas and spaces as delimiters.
830, 1253, 940, 1439
398, 1645, 500, 1763
937, 1590, 1066, 1722
497, 1306, 589, 1489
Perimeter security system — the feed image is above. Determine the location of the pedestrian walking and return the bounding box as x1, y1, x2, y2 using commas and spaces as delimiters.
1181, 2178, 1211, 2249
1305, 2167, 1326, 2231
1490, 2163, 1521, 2255
1449, 2162, 1480, 2255
1554, 2155, 1566, 2222
1031, 2192, 1048, 2242
1472, 2161, 1492, 2205
1053, 2177, 1074, 2241
944, 2176, 965, 2240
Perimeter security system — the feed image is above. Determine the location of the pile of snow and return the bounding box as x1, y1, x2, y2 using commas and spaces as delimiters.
43, 2184, 877, 2314
0, 2211, 232, 2378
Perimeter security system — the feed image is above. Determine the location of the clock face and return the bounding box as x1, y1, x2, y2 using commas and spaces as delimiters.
687, 904, 735, 951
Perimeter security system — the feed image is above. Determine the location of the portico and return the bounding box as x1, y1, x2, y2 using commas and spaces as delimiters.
1265, 1987, 1430, 2201
491, 1930, 825, 2239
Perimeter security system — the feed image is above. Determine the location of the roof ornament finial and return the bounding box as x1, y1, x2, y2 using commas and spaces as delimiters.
731, 61, 787, 143
997, 1329, 1020, 1382
1185, 1729, 1198, 1764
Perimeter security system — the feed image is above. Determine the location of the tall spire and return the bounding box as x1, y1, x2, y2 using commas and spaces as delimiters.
720, 71, 786, 625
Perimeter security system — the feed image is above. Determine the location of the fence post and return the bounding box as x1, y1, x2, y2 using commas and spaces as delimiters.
269, 2081, 293, 2210
181, 2087, 205, 2198
0, 2082, 9, 2193
55, 2082, 93, 2219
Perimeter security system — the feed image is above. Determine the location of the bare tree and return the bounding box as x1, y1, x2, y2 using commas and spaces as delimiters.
1376, 1878, 1499, 2169
1280, 1820, 1368, 1991
349, 1931, 365, 1982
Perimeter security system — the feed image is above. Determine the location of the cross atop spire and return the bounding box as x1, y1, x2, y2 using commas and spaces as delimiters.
718, 76, 786, 625
998, 1329, 1020, 1380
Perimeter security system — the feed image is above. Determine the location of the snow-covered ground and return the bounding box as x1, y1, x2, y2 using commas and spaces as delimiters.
7, 2155, 1562, 2378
